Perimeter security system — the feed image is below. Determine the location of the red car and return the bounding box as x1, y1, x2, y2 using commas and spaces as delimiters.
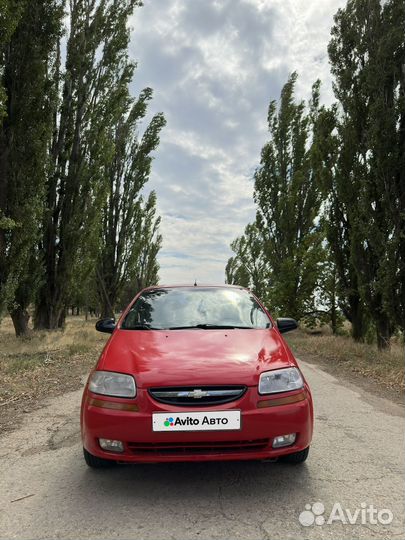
81, 285, 313, 468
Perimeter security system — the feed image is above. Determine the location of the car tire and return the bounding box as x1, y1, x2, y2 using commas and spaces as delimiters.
279, 446, 309, 464
83, 447, 114, 469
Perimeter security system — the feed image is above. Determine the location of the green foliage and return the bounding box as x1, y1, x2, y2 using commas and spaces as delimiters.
228, 0, 404, 347
326, 0, 405, 348
0, 213, 17, 230
225, 256, 250, 289
1, 0, 165, 334
96, 75, 165, 317
226, 223, 269, 300
34, 0, 144, 329
0, 0, 22, 121
253, 74, 324, 319
0, 0, 64, 335
229, 0, 404, 347
117, 191, 163, 311
313, 103, 368, 341
312, 245, 345, 333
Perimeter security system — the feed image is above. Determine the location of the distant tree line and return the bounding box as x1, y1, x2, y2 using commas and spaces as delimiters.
0, 0, 165, 336
226, 0, 405, 349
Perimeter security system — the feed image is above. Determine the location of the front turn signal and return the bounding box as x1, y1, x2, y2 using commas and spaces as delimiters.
257, 390, 307, 408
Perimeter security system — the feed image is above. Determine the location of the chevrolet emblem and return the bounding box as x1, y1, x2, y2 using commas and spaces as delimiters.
187, 389, 208, 399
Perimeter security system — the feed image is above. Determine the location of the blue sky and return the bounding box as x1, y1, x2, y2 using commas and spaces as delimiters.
129, 0, 345, 285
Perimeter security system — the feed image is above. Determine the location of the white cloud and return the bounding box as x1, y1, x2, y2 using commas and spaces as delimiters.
129, 0, 345, 285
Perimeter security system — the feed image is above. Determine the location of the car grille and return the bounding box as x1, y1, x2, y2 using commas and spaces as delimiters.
127, 439, 269, 456
148, 386, 247, 406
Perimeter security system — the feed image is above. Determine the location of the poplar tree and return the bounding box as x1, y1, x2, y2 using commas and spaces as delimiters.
313, 105, 367, 340
95, 83, 165, 318
34, 0, 142, 329
225, 257, 250, 289
0, 0, 63, 335
226, 223, 269, 301
253, 74, 323, 319
328, 0, 405, 347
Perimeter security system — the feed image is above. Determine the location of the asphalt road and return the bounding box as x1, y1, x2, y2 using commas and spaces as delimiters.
0, 360, 404, 540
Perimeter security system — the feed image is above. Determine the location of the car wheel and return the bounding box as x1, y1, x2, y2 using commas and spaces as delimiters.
83, 447, 114, 468
279, 446, 309, 464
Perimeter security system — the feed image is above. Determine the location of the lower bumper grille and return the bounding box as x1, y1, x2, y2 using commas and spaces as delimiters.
127, 439, 269, 456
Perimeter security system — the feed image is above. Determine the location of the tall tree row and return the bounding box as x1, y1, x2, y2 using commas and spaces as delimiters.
0, 0, 165, 336
0, 0, 63, 334
227, 74, 324, 321
253, 74, 324, 320
35, 0, 139, 330
313, 103, 368, 340
227, 0, 404, 349
325, 0, 405, 347
96, 85, 165, 318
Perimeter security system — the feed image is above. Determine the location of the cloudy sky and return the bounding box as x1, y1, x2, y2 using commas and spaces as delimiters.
129, 0, 345, 285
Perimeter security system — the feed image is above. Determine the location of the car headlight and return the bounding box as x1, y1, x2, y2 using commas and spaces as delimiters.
88, 371, 136, 398
258, 367, 304, 394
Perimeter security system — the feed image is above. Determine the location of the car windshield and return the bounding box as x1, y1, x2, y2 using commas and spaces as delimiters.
121, 287, 271, 330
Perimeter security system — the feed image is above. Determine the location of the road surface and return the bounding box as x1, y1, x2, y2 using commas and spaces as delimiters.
0, 361, 404, 540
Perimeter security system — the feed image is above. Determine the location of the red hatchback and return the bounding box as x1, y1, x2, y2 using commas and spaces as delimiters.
81, 285, 313, 467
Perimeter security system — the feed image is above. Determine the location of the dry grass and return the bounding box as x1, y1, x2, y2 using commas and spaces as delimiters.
285, 328, 405, 394
0, 316, 108, 433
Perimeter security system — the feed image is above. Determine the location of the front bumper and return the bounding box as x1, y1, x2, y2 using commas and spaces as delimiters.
81, 386, 313, 463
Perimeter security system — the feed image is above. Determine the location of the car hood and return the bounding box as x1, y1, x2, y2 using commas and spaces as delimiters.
98, 328, 296, 388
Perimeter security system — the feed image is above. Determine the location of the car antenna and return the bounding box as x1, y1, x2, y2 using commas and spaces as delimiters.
194, 279, 197, 286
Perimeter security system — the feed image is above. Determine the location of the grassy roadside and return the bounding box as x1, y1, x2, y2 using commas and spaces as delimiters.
0, 316, 108, 434
285, 328, 405, 399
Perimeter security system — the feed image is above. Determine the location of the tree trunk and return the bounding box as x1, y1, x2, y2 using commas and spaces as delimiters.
375, 316, 392, 350
34, 300, 49, 329
346, 293, 365, 342
34, 296, 64, 330
331, 302, 338, 335
58, 308, 66, 328
351, 310, 364, 342
10, 306, 30, 337
330, 269, 338, 335
97, 267, 115, 318
101, 297, 115, 319
0, 58, 11, 302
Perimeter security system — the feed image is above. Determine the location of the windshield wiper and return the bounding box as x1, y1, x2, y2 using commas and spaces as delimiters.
122, 323, 161, 330
166, 324, 255, 330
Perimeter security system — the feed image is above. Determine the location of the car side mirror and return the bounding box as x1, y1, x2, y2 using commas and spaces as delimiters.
95, 318, 116, 334
277, 317, 298, 333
